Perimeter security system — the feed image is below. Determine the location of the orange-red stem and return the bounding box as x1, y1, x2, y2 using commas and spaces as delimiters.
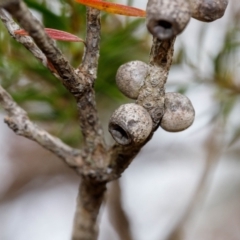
75, 0, 146, 17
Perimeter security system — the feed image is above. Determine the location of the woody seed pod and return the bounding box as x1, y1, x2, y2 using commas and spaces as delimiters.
160, 92, 195, 132
190, 0, 229, 22
109, 103, 153, 145
116, 61, 148, 100
146, 0, 191, 40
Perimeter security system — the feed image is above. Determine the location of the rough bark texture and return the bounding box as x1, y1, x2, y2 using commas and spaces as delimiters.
137, 37, 175, 129
79, 7, 101, 81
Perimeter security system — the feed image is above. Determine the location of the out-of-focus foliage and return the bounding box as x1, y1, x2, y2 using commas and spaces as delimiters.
212, 14, 240, 146
0, 0, 149, 146
173, 7, 240, 147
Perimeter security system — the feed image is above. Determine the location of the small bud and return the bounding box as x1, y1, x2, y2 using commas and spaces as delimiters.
109, 103, 153, 145
146, 0, 191, 40
116, 61, 148, 100
190, 0, 228, 22
160, 92, 195, 132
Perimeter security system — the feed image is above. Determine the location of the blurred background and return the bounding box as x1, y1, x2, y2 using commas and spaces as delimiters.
0, 0, 240, 239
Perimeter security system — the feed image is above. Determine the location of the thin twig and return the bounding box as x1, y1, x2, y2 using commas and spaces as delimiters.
2, 0, 86, 93
79, 7, 101, 82
0, 85, 83, 168
0, 9, 60, 78
75, 6, 106, 150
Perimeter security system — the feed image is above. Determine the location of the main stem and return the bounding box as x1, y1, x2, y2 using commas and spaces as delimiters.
72, 179, 107, 240
72, 7, 107, 240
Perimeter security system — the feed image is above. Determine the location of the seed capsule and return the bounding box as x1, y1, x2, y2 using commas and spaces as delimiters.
190, 0, 229, 22
109, 103, 153, 145
116, 61, 148, 100
146, 0, 191, 40
160, 92, 195, 132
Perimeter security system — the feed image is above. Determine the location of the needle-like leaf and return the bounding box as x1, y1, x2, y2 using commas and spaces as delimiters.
14, 28, 85, 43
75, 0, 146, 17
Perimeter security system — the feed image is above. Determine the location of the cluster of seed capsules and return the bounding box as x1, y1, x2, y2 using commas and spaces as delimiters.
108, 0, 228, 146
146, 0, 228, 40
